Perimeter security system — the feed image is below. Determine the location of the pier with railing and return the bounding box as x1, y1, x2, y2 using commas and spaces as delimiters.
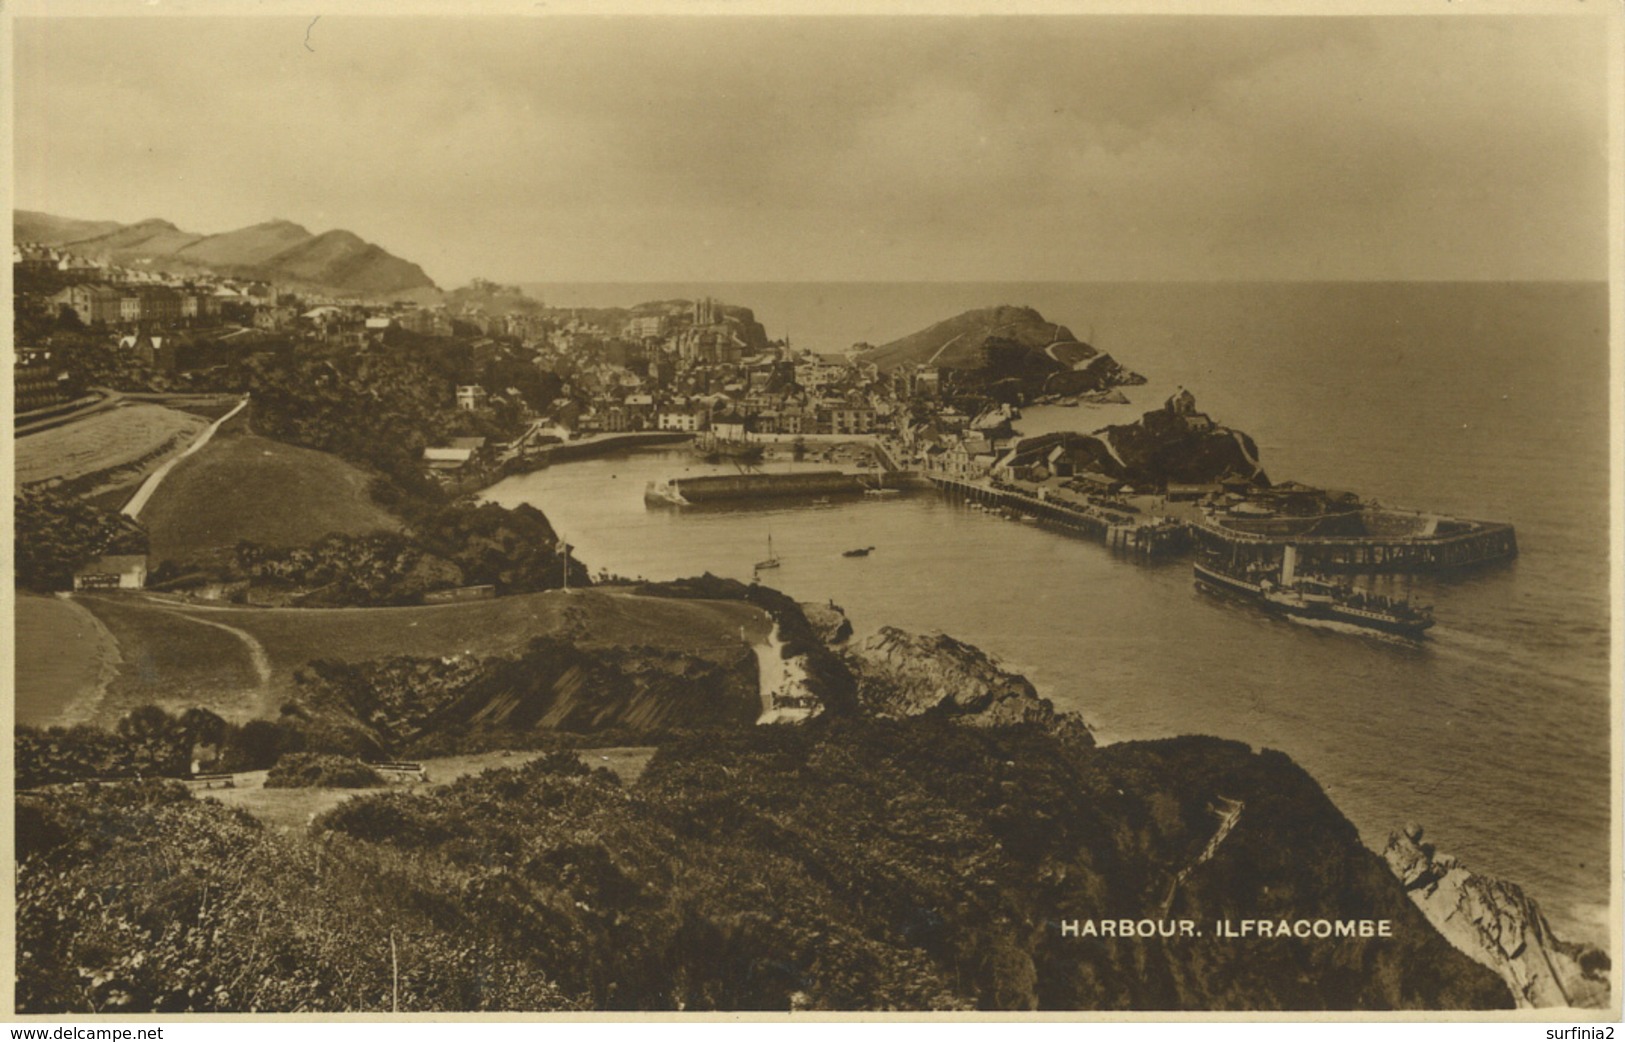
1191, 511, 1517, 573
929, 475, 1190, 559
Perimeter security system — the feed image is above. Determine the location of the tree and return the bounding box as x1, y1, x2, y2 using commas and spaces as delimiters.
114, 705, 190, 777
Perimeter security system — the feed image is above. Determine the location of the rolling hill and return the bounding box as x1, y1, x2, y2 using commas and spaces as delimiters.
65, 218, 204, 257
259, 229, 434, 296
171, 218, 314, 268
857, 305, 1081, 372
855, 305, 1145, 398
14, 210, 125, 245
13, 210, 438, 296
138, 417, 404, 568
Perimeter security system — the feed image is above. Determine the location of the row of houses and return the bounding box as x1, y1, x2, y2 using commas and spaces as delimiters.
569, 392, 887, 438
49, 282, 234, 327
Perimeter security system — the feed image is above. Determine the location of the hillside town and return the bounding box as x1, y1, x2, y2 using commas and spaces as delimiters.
13, 241, 1061, 487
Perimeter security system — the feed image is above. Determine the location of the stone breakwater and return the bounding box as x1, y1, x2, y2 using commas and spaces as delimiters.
645, 469, 923, 505
1383, 824, 1610, 1009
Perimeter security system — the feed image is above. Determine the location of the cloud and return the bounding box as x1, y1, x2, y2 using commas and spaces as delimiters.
13, 14, 1609, 283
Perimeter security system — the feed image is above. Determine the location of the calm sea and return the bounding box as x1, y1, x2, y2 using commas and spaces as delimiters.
501, 281, 1614, 945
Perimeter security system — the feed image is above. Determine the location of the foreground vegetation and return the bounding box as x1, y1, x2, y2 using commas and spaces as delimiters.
16, 719, 1511, 1012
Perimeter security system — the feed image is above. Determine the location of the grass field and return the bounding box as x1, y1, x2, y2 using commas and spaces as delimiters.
68, 589, 773, 725
15, 403, 207, 489
71, 594, 268, 724
140, 425, 403, 565
14, 594, 121, 727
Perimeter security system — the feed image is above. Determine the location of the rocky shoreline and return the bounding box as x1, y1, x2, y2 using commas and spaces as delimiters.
1384, 824, 1610, 1008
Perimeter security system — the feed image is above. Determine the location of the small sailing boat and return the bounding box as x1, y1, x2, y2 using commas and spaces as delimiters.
755, 532, 782, 571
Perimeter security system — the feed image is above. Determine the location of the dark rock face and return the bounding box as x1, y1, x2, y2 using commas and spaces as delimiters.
1043, 354, 1148, 396
635, 575, 859, 715
1383, 825, 1610, 1008
799, 600, 854, 646
1106, 409, 1267, 486
845, 626, 1094, 745
1003, 421, 1266, 490
1009, 737, 1511, 1011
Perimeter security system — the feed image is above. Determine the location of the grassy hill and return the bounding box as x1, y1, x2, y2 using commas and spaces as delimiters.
66, 588, 773, 724
139, 416, 403, 567
857, 305, 1084, 372
172, 218, 313, 268
14, 594, 121, 728
261, 229, 435, 295
14, 209, 124, 244
66, 218, 205, 257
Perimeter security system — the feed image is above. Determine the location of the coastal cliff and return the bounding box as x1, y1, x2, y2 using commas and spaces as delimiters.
845, 626, 1094, 744
1383, 825, 1610, 1009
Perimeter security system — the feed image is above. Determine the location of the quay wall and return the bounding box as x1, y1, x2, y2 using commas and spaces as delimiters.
654, 469, 920, 503
535, 431, 692, 463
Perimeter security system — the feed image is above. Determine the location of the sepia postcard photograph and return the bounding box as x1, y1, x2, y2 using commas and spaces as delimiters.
4, 0, 1620, 1022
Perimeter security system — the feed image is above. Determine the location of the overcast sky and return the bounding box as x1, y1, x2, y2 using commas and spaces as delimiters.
12, 13, 1612, 286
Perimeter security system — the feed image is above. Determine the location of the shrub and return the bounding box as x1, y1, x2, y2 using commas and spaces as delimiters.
264, 753, 386, 789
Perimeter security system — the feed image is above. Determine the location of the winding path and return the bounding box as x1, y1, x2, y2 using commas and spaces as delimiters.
1230, 430, 1262, 475
122, 395, 250, 519
926, 331, 967, 366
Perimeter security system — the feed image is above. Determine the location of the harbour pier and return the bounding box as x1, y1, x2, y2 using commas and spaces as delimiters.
646, 468, 922, 506
929, 475, 1190, 559
1191, 511, 1518, 573
644, 447, 1516, 574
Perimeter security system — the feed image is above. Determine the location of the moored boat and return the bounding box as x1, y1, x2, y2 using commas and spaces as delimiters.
755, 532, 781, 571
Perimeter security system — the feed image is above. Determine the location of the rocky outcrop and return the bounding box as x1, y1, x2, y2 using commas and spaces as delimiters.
1043, 354, 1147, 397
799, 601, 853, 646
844, 626, 1093, 744
1383, 824, 1610, 1009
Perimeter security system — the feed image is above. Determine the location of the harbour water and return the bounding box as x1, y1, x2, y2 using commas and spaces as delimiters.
494, 281, 1613, 945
